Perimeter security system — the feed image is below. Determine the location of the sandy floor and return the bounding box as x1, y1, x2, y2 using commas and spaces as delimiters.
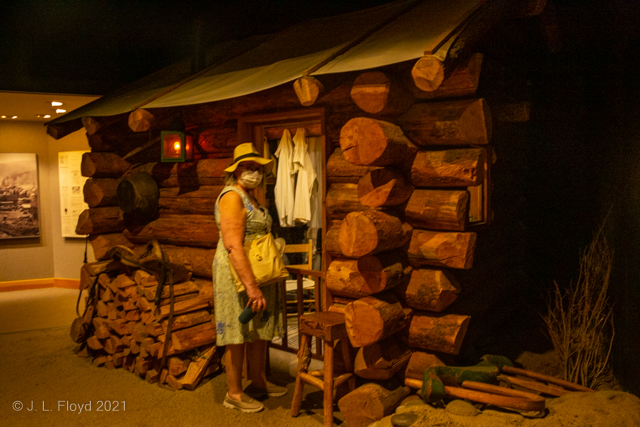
2, 288, 639, 427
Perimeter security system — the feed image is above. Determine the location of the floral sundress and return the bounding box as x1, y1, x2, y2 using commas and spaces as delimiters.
213, 186, 284, 345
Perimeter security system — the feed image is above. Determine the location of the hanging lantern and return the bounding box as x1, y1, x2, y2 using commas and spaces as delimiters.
161, 113, 193, 162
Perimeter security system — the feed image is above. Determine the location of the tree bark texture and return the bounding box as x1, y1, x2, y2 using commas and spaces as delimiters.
338, 383, 410, 427
353, 336, 412, 380
402, 189, 469, 231
407, 229, 476, 269
357, 168, 414, 208
76, 207, 125, 235
327, 148, 381, 184
81, 152, 131, 178
344, 293, 409, 348
405, 313, 470, 355
83, 178, 120, 208
340, 117, 418, 166
407, 148, 486, 187
395, 268, 460, 312
123, 214, 218, 248
338, 210, 412, 258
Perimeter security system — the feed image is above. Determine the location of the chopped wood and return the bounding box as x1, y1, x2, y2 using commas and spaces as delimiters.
409, 53, 483, 100
344, 293, 409, 348
404, 351, 446, 380
293, 76, 324, 106
395, 99, 492, 146
326, 253, 410, 298
81, 152, 131, 178
86, 335, 104, 350
353, 336, 412, 380
406, 313, 470, 355
350, 71, 413, 116
407, 229, 476, 269
338, 383, 410, 427
327, 148, 381, 184
340, 117, 417, 166
357, 168, 414, 208
338, 210, 412, 257
396, 268, 460, 312
83, 178, 120, 208
403, 189, 469, 231
128, 109, 156, 132
180, 345, 220, 390
76, 206, 125, 235
326, 183, 370, 221
407, 148, 486, 187
168, 356, 190, 377
90, 233, 135, 261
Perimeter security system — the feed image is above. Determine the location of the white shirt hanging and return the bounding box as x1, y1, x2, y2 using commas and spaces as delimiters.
292, 128, 316, 224
274, 129, 296, 227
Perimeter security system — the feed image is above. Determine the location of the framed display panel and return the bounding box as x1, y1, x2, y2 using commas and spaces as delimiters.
59, 151, 89, 237
0, 153, 40, 239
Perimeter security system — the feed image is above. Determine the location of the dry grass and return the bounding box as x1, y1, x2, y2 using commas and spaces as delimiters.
542, 225, 615, 389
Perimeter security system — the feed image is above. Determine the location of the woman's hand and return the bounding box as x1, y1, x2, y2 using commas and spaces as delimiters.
245, 285, 266, 312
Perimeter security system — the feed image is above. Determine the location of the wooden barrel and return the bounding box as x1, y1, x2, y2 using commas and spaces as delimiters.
117, 171, 159, 221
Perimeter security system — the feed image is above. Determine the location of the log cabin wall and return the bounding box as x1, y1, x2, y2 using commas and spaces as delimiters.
74, 48, 529, 386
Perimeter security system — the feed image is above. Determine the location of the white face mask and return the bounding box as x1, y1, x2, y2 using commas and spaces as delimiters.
238, 169, 263, 189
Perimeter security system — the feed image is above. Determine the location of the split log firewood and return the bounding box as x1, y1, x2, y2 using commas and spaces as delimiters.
157, 185, 224, 216
338, 210, 412, 257
395, 268, 460, 312
180, 345, 220, 390
104, 335, 125, 354
410, 53, 483, 100
128, 158, 232, 188
327, 148, 381, 184
407, 148, 486, 187
83, 178, 119, 208
340, 117, 417, 166
350, 71, 414, 116
357, 168, 414, 208
89, 233, 135, 261
326, 253, 410, 298
76, 206, 125, 235
338, 383, 410, 427
403, 189, 469, 231
395, 99, 491, 146
80, 259, 124, 290
86, 335, 104, 350
293, 76, 324, 106
128, 109, 155, 132
344, 293, 409, 348
81, 152, 131, 178
405, 313, 470, 355
168, 356, 190, 377
404, 351, 446, 380
154, 294, 211, 320
326, 184, 370, 221
407, 229, 476, 269
158, 321, 216, 356
353, 336, 412, 380
123, 214, 218, 248
146, 310, 212, 337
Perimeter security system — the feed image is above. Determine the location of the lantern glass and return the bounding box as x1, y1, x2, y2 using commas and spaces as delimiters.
161, 130, 190, 162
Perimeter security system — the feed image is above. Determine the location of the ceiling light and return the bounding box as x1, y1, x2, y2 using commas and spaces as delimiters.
44, 115, 51, 118
56, 109, 66, 113
11, 116, 17, 119
51, 101, 63, 106
1, 116, 6, 119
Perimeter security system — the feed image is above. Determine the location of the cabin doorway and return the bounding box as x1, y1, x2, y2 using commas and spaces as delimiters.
238, 109, 326, 354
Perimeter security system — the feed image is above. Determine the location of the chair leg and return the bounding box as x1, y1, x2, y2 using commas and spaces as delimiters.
291, 333, 309, 417
323, 340, 335, 427
340, 338, 355, 392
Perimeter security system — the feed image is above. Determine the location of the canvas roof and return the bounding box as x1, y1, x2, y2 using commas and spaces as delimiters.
47, 0, 482, 133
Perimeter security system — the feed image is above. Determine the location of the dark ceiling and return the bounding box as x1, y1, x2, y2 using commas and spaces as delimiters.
0, 0, 398, 96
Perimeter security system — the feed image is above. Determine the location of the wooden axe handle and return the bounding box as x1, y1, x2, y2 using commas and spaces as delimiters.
501, 366, 594, 392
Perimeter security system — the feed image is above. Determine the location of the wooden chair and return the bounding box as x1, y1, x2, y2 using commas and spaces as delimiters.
283, 239, 316, 317
290, 311, 356, 426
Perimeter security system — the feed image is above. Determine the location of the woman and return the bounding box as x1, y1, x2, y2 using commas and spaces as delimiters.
213, 143, 286, 413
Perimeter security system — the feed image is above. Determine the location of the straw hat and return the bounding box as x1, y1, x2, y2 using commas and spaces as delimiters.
224, 142, 274, 174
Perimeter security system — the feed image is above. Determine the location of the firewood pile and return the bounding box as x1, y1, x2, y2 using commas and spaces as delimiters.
71, 258, 219, 391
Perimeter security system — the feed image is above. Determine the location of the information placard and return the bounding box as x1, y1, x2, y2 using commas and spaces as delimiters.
59, 151, 89, 238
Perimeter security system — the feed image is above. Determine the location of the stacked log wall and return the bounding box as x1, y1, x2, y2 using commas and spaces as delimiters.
73, 52, 523, 391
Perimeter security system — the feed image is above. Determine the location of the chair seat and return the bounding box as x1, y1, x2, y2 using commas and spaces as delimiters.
285, 277, 315, 292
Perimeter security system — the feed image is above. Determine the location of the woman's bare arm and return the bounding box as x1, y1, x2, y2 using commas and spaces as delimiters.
218, 191, 266, 311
